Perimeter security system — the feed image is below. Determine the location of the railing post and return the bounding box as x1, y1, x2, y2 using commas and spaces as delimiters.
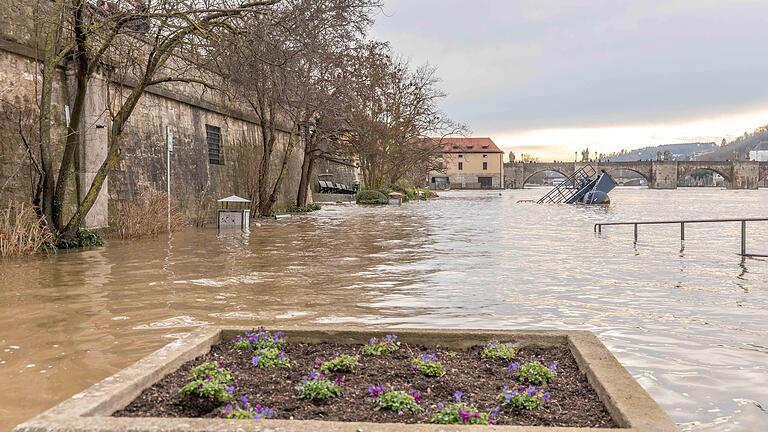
741, 220, 746, 256
681, 222, 685, 242
634, 224, 638, 243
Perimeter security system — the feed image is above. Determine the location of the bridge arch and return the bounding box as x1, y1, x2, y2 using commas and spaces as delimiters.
677, 165, 731, 187
599, 167, 650, 187
522, 168, 570, 187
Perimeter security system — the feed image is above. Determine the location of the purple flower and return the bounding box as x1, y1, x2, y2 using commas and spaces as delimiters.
251, 356, 260, 366
543, 391, 551, 402
453, 391, 464, 402
459, 408, 469, 423
334, 377, 344, 384
490, 405, 500, 418
306, 371, 324, 381
279, 352, 286, 363
437, 402, 444, 410
507, 361, 520, 372
205, 374, 213, 381
240, 395, 249, 405
224, 404, 233, 413
526, 386, 537, 397
409, 389, 422, 404
549, 361, 558, 370
225, 385, 235, 395
368, 385, 385, 398
420, 353, 439, 362
314, 357, 323, 367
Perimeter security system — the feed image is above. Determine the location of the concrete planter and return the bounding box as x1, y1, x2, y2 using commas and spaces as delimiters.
14, 327, 676, 432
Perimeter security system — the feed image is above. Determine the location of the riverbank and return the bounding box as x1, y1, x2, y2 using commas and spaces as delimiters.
1, 188, 767, 431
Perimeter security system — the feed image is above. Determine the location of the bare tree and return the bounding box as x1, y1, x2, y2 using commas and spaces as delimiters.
344, 42, 464, 190
226, 0, 378, 214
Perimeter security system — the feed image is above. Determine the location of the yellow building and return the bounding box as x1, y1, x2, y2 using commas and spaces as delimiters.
429, 137, 504, 189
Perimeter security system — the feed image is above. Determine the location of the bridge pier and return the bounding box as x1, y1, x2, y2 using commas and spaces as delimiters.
650, 161, 678, 189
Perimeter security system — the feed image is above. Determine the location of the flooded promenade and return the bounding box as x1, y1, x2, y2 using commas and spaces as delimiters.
1, 188, 767, 431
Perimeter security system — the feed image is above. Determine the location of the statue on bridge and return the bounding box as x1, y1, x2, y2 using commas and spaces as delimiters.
581, 148, 590, 162
509, 152, 516, 163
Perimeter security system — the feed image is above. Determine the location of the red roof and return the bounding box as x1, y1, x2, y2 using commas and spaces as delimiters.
433, 137, 503, 154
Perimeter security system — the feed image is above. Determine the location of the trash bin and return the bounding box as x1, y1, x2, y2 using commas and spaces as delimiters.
217, 195, 251, 231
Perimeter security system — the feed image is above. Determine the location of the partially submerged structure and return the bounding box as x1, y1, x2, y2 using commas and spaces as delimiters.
537, 165, 617, 205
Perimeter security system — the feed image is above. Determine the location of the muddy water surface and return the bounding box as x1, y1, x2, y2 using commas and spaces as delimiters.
1, 188, 767, 431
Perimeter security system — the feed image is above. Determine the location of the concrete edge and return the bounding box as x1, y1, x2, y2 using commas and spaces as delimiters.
13, 326, 676, 432
567, 333, 677, 432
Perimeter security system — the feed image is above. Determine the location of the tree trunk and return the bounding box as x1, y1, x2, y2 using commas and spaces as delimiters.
267, 124, 297, 210
296, 126, 316, 207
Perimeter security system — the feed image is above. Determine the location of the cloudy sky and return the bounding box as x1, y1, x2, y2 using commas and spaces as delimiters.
371, 0, 768, 160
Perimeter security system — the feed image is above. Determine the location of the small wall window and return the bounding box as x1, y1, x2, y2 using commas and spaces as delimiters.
482, 162, 488, 170
483, 154, 488, 158
458, 154, 463, 158
207, 124, 223, 165
458, 162, 463, 170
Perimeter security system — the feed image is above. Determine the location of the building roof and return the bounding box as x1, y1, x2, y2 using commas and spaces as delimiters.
434, 137, 503, 154
752, 141, 768, 152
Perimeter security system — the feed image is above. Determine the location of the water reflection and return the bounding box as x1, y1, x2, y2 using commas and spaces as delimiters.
1, 188, 767, 431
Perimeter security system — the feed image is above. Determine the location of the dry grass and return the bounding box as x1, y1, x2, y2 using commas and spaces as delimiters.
111, 189, 188, 240
0, 202, 54, 257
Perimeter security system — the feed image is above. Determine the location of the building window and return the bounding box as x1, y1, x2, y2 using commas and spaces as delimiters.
458, 162, 463, 170
207, 124, 223, 165
483, 154, 487, 158
482, 162, 488, 170
458, 154, 463, 158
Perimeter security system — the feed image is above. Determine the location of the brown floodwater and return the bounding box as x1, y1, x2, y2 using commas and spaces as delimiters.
1, 188, 767, 431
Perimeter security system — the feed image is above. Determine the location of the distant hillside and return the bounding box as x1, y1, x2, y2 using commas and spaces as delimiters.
604, 142, 717, 162
694, 125, 768, 161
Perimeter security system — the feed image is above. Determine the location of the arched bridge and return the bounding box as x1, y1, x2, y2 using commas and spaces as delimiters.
504, 161, 768, 189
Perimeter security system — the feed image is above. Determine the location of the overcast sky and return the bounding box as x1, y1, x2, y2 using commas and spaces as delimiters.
371, 0, 768, 160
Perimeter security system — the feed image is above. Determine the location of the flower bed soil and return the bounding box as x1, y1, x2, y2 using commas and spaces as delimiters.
114, 336, 616, 427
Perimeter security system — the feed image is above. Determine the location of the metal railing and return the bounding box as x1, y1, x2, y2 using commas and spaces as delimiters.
594, 218, 768, 257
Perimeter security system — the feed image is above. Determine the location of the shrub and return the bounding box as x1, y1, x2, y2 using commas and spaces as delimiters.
481, 341, 518, 362
221, 395, 274, 420
296, 372, 341, 401
430, 402, 489, 425
251, 348, 290, 368
55, 228, 104, 250
361, 334, 400, 356
319, 354, 358, 374
179, 361, 234, 402
356, 190, 388, 205
0, 202, 54, 257
233, 328, 285, 351
412, 354, 445, 377
371, 389, 421, 414
111, 188, 187, 240
509, 360, 557, 385
498, 385, 550, 410
285, 202, 321, 213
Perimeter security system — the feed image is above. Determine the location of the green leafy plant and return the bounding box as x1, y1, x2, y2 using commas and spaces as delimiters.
319, 354, 358, 374
372, 389, 422, 414
179, 361, 234, 402
361, 334, 400, 356
356, 190, 388, 205
56, 228, 104, 250
296, 372, 342, 401
233, 328, 285, 351
431, 392, 491, 424
221, 396, 274, 419
251, 348, 290, 368
509, 360, 557, 385
498, 385, 550, 410
481, 341, 518, 361
412, 354, 445, 377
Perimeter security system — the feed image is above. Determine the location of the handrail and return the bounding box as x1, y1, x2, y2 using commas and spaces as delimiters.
594, 217, 768, 257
